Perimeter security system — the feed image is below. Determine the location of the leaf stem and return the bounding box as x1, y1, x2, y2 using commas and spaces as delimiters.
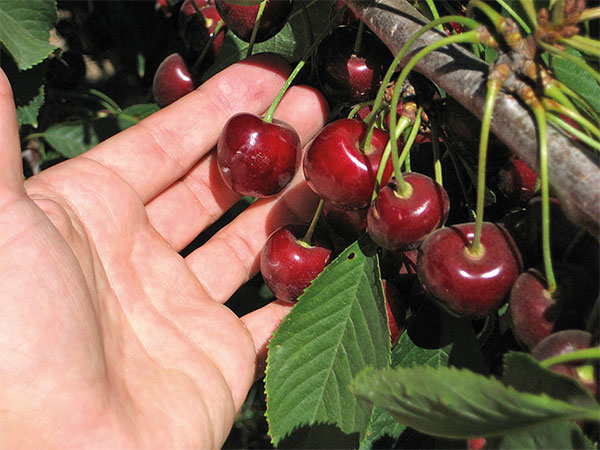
540, 346, 600, 368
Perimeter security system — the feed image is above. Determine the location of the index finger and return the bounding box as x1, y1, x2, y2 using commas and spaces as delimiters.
82, 53, 291, 203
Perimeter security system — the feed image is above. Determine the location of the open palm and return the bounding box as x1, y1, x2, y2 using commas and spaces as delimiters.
0, 54, 327, 448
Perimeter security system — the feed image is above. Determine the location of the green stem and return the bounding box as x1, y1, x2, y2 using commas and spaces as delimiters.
353, 20, 365, 54
448, 148, 477, 221
518, 0, 538, 31
467, 0, 505, 29
547, 114, 600, 152
263, 6, 345, 123
88, 89, 121, 113
538, 41, 600, 83
390, 115, 412, 197
540, 346, 600, 368
348, 100, 375, 120
543, 81, 578, 114
469, 79, 501, 257
495, 0, 531, 33
560, 36, 600, 58
430, 112, 443, 186
301, 199, 324, 245
543, 99, 600, 141
532, 104, 557, 294
424, 0, 443, 31
192, 19, 225, 74
246, 0, 267, 58
579, 7, 600, 22
397, 107, 423, 170
371, 117, 410, 202
554, 80, 600, 123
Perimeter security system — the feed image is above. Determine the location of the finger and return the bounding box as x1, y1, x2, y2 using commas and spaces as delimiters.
241, 300, 293, 379
145, 85, 329, 252
185, 171, 319, 304
82, 53, 291, 203
0, 68, 25, 195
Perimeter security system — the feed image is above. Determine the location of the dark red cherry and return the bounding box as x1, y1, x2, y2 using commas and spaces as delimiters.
322, 202, 368, 242
509, 264, 597, 349
316, 25, 393, 104
498, 157, 537, 204
303, 118, 392, 210
217, 113, 301, 197
367, 173, 450, 251
215, 0, 293, 43
152, 53, 196, 107
179, 1, 226, 58
531, 330, 597, 397
330, 0, 360, 26
417, 222, 523, 318
260, 224, 333, 303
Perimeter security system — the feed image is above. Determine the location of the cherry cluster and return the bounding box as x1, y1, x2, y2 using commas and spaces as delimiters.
154, 0, 599, 382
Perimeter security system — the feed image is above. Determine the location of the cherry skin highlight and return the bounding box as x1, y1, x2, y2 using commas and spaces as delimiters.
217, 113, 301, 197
215, 0, 293, 43
417, 222, 523, 318
367, 173, 450, 251
316, 25, 393, 104
152, 53, 195, 108
260, 224, 333, 303
303, 118, 392, 210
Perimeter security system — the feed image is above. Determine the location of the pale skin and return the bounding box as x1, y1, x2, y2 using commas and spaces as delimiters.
0, 53, 328, 448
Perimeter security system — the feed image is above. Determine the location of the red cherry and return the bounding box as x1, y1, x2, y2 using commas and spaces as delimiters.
152, 53, 195, 107
303, 118, 392, 210
498, 157, 537, 204
215, 0, 293, 43
322, 202, 367, 242
531, 330, 597, 397
367, 173, 450, 251
179, 2, 226, 58
316, 25, 392, 104
509, 264, 597, 349
383, 280, 405, 347
260, 224, 333, 303
467, 438, 487, 450
330, 0, 360, 26
217, 113, 301, 197
417, 222, 523, 318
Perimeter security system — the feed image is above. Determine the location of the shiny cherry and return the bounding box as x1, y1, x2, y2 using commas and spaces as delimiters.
217, 113, 301, 197
316, 25, 392, 104
367, 173, 450, 251
260, 224, 333, 303
498, 157, 537, 204
303, 118, 392, 210
179, 2, 226, 58
509, 263, 597, 349
152, 53, 195, 107
215, 0, 293, 43
417, 222, 523, 318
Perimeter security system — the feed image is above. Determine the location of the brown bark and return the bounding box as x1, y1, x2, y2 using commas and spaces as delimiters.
346, 0, 600, 239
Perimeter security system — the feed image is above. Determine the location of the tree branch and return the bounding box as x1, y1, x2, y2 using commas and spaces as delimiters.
346, 0, 600, 239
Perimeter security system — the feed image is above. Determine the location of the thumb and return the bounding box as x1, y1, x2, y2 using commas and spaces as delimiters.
0, 67, 25, 194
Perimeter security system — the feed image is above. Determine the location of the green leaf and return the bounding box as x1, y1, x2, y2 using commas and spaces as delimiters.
117, 103, 160, 130
2, 53, 46, 127
486, 420, 594, 449
352, 365, 600, 439
42, 120, 102, 158
0, 0, 58, 70
551, 48, 600, 114
265, 238, 390, 446
503, 352, 598, 409
360, 407, 405, 449
201, 0, 332, 81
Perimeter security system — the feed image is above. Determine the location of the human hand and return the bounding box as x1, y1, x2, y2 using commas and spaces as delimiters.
0, 54, 328, 448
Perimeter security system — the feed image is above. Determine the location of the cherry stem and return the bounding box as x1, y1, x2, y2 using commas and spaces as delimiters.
348, 100, 375, 120
540, 346, 600, 368
397, 107, 423, 171
547, 114, 600, 152
361, 15, 479, 151
447, 148, 476, 221
246, 0, 267, 58
467, 1, 505, 30
494, 0, 531, 33
579, 7, 600, 22
390, 115, 413, 197
532, 104, 557, 294
263, 5, 346, 123
423, 0, 443, 31
192, 19, 226, 75
518, 0, 538, 31
468, 79, 501, 258
543, 99, 600, 141
543, 81, 580, 117
353, 21, 365, 54
371, 117, 410, 203
301, 199, 324, 245
553, 80, 600, 123
430, 112, 443, 186
560, 36, 600, 58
